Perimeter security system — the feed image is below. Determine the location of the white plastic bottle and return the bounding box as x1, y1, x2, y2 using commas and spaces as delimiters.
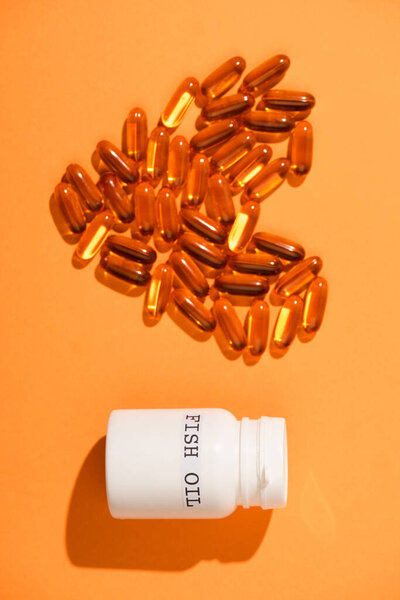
106, 408, 287, 519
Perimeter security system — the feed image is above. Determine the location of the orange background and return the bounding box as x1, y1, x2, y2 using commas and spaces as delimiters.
1, 0, 400, 598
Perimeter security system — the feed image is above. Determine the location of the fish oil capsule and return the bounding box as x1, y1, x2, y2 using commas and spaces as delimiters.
301, 277, 328, 335
213, 297, 246, 351
160, 77, 199, 130
271, 295, 303, 356
65, 164, 104, 212
228, 201, 260, 253
201, 56, 246, 100
76, 210, 114, 260
256, 98, 311, 122
166, 136, 189, 189
100, 251, 151, 285
241, 158, 290, 204
243, 110, 294, 133
96, 141, 139, 184
208, 173, 236, 226
180, 231, 227, 269
252, 232, 305, 262
145, 263, 173, 321
230, 252, 282, 276
180, 208, 227, 244
125, 107, 148, 162
169, 250, 209, 297
134, 182, 156, 236
195, 115, 210, 131
54, 183, 86, 234
210, 132, 256, 174
227, 145, 272, 195
156, 187, 180, 242
288, 121, 313, 183
190, 119, 238, 153
201, 93, 255, 121
240, 54, 290, 96
99, 173, 134, 223
104, 234, 156, 264
181, 154, 209, 208
246, 299, 269, 356
173, 289, 216, 332
275, 256, 323, 298
146, 126, 170, 184
261, 89, 315, 113
214, 273, 269, 296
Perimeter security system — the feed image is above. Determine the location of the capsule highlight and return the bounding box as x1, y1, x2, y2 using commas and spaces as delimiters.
270, 295, 303, 357
169, 250, 209, 297
173, 288, 216, 332
201, 56, 246, 100
145, 263, 173, 321
227, 145, 272, 195
54, 183, 86, 234
76, 211, 114, 260
228, 201, 260, 253
275, 256, 323, 298
213, 297, 246, 351
160, 77, 199, 130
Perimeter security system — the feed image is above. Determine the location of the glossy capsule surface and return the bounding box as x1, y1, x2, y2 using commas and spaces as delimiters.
230, 252, 282, 276
288, 121, 313, 182
54, 183, 86, 234
96, 140, 139, 184
190, 119, 238, 153
243, 110, 294, 133
99, 173, 134, 223
227, 145, 272, 194
214, 273, 269, 296
201, 56, 246, 99
270, 295, 303, 356
146, 126, 170, 183
275, 256, 323, 297
301, 277, 328, 334
261, 89, 315, 111
126, 107, 148, 162
76, 211, 114, 260
180, 231, 227, 269
133, 182, 156, 236
228, 201, 260, 253
160, 77, 199, 130
166, 136, 189, 189
252, 232, 305, 261
202, 93, 254, 121
246, 299, 269, 356
65, 164, 104, 212
256, 98, 311, 121
213, 297, 246, 350
100, 252, 151, 285
240, 54, 290, 96
210, 132, 256, 174
241, 158, 290, 204
146, 264, 173, 321
104, 234, 156, 264
181, 154, 209, 207
156, 187, 180, 242
173, 288, 216, 332
169, 250, 209, 297
180, 208, 227, 244
208, 173, 235, 226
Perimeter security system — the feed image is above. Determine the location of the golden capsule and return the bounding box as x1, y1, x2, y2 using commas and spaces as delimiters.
173, 288, 216, 332
210, 132, 256, 174
246, 299, 269, 356
201, 56, 246, 100
134, 182, 156, 236
180, 208, 227, 244
98, 173, 134, 223
54, 183, 86, 234
270, 295, 303, 356
181, 154, 209, 208
252, 232, 305, 262
228, 201, 260, 253
227, 144, 272, 195
195, 115, 210, 131
146, 126, 170, 183
213, 297, 246, 351
65, 164, 104, 212
96, 140, 139, 184
240, 54, 290, 96
155, 187, 180, 243
190, 119, 239, 153
145, 263, 173, 321
261, 88, 315, 111
126, 107, 148, 162
165, 135, 189, 189
180, 231, 227, 269
301, 277, 328, 334
241, 158, 290, 204
169, 250, 209, 297
100, 251, 151, 285
230, 252, 282, 276
288, 121, 313, 183
201, 93, 254, 121
160, 77, 199, 130
214, 273, 269, 296
275, 256, 323, 298
76, 211, 114, 260
208, 173, 236, 226
243, 110, 294, 134
104, 234, 156, 264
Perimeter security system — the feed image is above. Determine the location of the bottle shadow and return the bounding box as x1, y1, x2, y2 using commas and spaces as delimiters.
65, 437, 272, 571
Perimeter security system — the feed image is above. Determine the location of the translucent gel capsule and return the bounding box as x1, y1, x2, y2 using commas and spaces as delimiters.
169, 250, 209, 297
166, 136, 189, 189
213, 297, 246, 351
210, 132, 256, 174
246, 299, 269, 356
256, 97, 311, 121
214, 273, 269, 296
301, 277, 328, 334
241, 158, 290, 204
99, 173, 134, 223
227, 144, 272, 194
190, 119, 238, 153
181, 154, 209, 208
160, 77, 199, 130
173, 288, 216, 332
275, 256, 323, 298
180, 208, 227, 244
202, 93, 254, 121
76, 211, 114, 260
104, 234, 156, 264
243, 110, 294, 133
271, 295, 303, 356
208, 173, 236, 226
240, 54, 290, 96
100, 251, 151, 285
180, 231, 227, 269
288, 121, 313, 183
261, 89, 315, 111
54, 183, 86, 234
195, 115, 210, 131
96, 141, 139, 184
134, 182, 156, 236
126, 107, 148, 162
65, 164, 104, 212
230, 252, 282, 276
228, 201, 260, 253
252, 232, 305, 262
156, 187, 180, 242
145, 263, 173, 321
146, 127, 170, 183
201, 56, 246, 100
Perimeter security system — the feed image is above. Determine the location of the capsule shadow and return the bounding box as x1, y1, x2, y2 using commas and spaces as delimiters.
269, 340, 288, 359
286, 171, 307, 188
49, 194, 82, 245
71, 249, 92, 269
166, 302, 212, 343
242, 348, 263, 366
94, 264, 147, 298
297, 328, 316, 344
213, 325, 243, 361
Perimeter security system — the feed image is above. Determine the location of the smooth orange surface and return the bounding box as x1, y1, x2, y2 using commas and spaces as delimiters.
1, 1, 400, 599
